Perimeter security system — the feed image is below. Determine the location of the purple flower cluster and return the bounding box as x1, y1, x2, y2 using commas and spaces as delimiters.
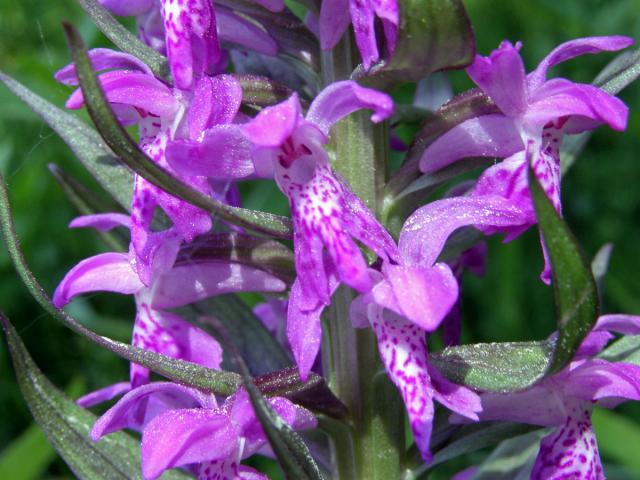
45, 1, 639, 478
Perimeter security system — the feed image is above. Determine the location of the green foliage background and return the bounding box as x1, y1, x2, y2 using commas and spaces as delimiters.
0, 0, 639, 478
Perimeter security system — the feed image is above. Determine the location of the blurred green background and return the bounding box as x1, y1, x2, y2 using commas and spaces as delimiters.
0, 0, 639, 478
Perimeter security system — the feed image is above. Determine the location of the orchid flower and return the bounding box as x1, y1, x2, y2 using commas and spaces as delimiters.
89, 382, 316, 480
451, 314, 640, 479
53, 214, 286, 404
56, 49, 252, 284
241, 80, 398, 379
418, 36, 632, 282
349, 216, 482, 461
318, 0, 399, 70
98, 0, 281, 87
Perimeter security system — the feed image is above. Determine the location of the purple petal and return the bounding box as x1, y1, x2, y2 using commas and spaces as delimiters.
382, 264, 459, 332
66, 71, 178, 117
349, 0, 378, 70
217, 7, 278, 56
99, 0, 153, 16
526, 79, 628, 131
467, 41, 528, 118
187, 75, 242, 140
253, 0, 284, 12
529, 36, 635, 90
90, 382, 207, 440
375, 0, 399, 57
370, 307, 436, 462
161, 0, 220, 89
531, 406, 604, 480
565, 359, 640, 404
77, 382, 132, 408
55, 48, 153, 86
69, 213, 131, 232
306, 81, 394, 137
53, 252, 143, 307
141, 409, 237, 479
419, 114, 522, 173
399, 195, 527, 267
132, 306, 224, 372
594, 314, 640, 335
287, 279, 325, 381
151, 261, 286, 309
242, 94, 302, 147
166, 125, 254, 179
428, 364, 481, 421
318, 0, 351, 50
575, 330, 614, 358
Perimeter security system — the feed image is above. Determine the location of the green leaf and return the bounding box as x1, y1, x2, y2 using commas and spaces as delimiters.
529, 163, 599, 373
76, 0, 171, 82
235, 74, 295, 107
591, 243, 614, 297
222, 330, 325, 480
430, 340, 554, 392
412, 422, 540, 478
599, 334, 640, 365
0, 172, 241, 396
359, 0, 475, 89
0, 313, 190, 480
592, 408, 640, 474
0, 423, 57, 479
63, 23, 293, 239
0, 70, 134, 210
178, 295, 292, 376
466, 430, 546, 480
594, 48, 640, 95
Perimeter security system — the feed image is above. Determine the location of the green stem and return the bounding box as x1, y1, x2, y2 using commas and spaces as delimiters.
320, 33, 405, 479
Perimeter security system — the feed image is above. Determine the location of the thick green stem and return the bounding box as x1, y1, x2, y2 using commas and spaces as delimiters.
320, 34, 405, 479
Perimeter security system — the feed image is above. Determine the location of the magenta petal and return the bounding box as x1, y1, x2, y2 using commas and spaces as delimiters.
419, 114, 523, 173
69, 213, 131, 232
187, 75, 242, 139
467, 41, 528, 117
53, 252, 143, 307
349, 0, 378, 70
55, 48, 153, 86
99, 0, 153, 16
399, 195, 527, 267
526, 79, 628, 131
531, 407, 604, 480
242, 94, 301, 147
166, 125, 254, 179
318, 0, 352, 50
151, 261, 285, 309
529, 35, 635, 89
65, 71, 178, 117
565, 359, 640, 404
217, 7, 278, 56
428, 365, 481, 421
287, 280, 324, 381
306, 81, 394, 137
141, 409, 237, 480
375, 0, 399, 56
383, 264, 458, 332
594, 314, 640, 335
90, 382, 205, 440
77, 382, 132, 408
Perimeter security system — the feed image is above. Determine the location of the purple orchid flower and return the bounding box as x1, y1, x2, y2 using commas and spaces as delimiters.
57, 49, 253, 284
451, 314, 640, 479
418, 36, 632, 282
89, 381, 316, 479
349, 217, 482, 462
318, 0, 399, 71
241, 80, 398, 379
53, 214, 286, 404
99, 0, 280, 87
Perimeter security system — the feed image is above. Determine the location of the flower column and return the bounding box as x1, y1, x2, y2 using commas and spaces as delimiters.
321, 33, 405, 480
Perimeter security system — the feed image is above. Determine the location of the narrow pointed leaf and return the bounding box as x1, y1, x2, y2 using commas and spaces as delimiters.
0, 71, 133, 210
430, 340, 554, 392
0, 173, 241, 396
529, 165, 599, 373
591, 243, 614, 297
0, 313, 190, 480
599, 335, 640, 365
63, 23, 293, 239
221, 329, 324, 480
359, 0, 475, 89
76, 0, 171, 82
